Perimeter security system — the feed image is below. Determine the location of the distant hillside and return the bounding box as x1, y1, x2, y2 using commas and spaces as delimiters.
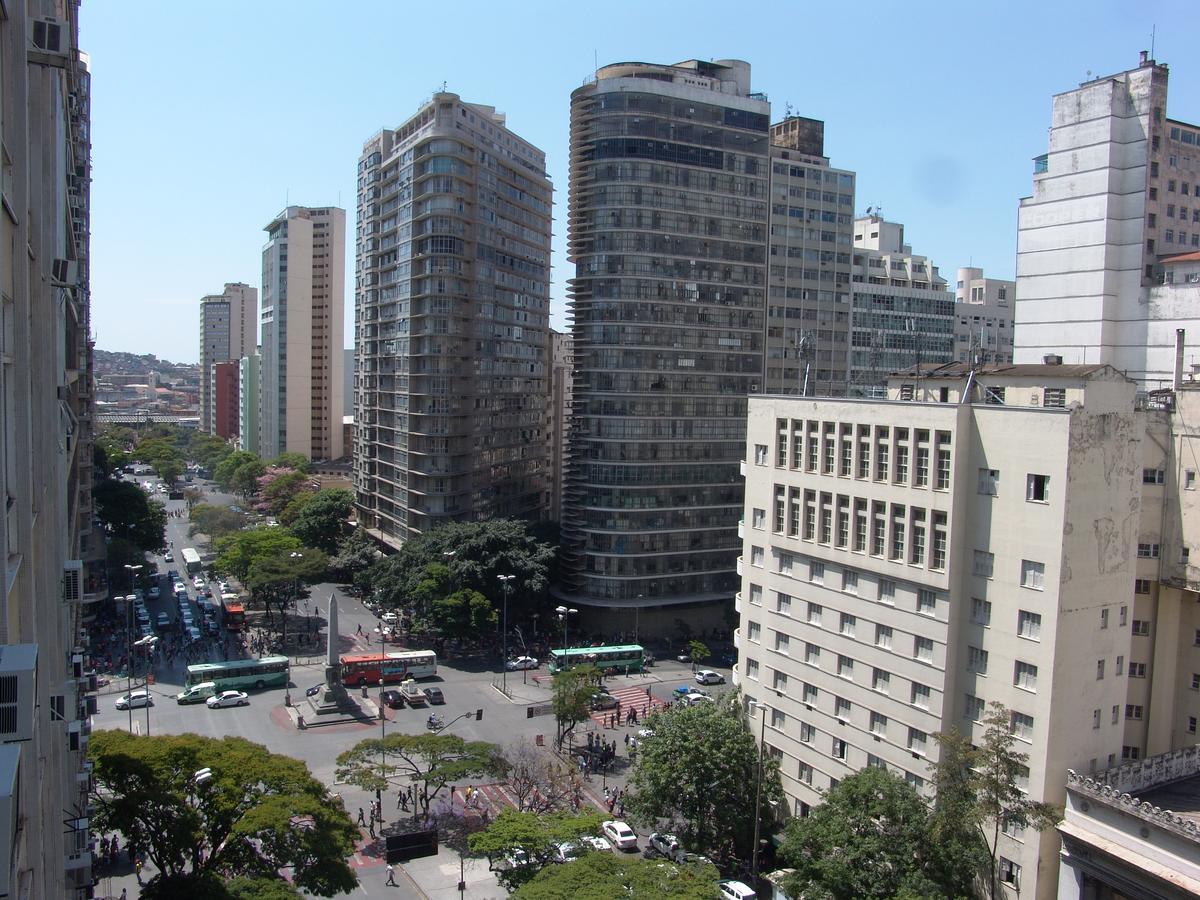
95, 348, 198, 377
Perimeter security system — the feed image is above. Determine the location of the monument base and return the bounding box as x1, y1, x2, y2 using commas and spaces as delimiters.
306, 684, 369, 719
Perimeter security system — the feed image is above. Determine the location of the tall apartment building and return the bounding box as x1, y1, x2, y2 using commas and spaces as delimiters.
211, 360, 239, 440
198, 282, 256, 433
548, 330, 572, 522
847, 215, 954, 393
238, 353, 260, 455
0, 3, 98, 895
556, 58, 770, 624
736, 364, 1143, 899
353, 93, 552, 547
764, 117, 855, 396
260, 206, 346, 461
1015, 53, 1200, 386
954, 267, 1015, 365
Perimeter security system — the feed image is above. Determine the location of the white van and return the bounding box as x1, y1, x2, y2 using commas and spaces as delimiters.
176, 682, 217, 705
718, 881, 757, 900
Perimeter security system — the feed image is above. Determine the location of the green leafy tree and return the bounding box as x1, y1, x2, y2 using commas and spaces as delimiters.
185, 432, 235, 472
231, 458, 267, 498
189, 503, 247, 541
335, 733, 504, 813
685, 640, 710, 672
213, 527, 303, 582
279, 491, 315, 527
467, 809, 603, 892
213, 450, 259, 490
105, 537, 147, 590
429, 589, 498, 641
260, 469, 312, 515
246, 549, 328, 629
287, 488, 355, 553
183, 487, 204, 513
272, 451, 311, 473
514, 850, 721, 900
932, 703, 1062, 899
551, 665, 598, 750
155, 457, 184, 485
625, 698, 783, 868
94, 479, 167, 552
778, 766, 969, 900
329, 529, 379, 589
89, 730, 357, 896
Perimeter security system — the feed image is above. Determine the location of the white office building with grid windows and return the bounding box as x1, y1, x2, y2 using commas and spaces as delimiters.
736, 362, 1143, 899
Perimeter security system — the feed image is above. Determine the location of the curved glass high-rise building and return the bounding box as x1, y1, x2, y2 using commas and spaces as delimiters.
557, 59, 770, 622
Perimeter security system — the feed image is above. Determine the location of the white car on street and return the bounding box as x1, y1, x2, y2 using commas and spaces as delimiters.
580, 835, 612, 853
206, 690, 248, 709
115, 690, 152, 710
601, 820, 638, 851
505, 656, 538, 671
695, 669, 725, 685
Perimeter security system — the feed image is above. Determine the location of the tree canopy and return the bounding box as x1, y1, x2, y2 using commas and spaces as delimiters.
94, 479, 167, 552
272, 451, 312, 473
329, 528, 378, 589
624, 698, 783, 868
188, 503, 247, 541
467, 808, 603, 892
258, 468, 313, 515
88, 730, 357, 896
287, 488, 355, 553
213, 527, 303, 581
513, 850, 721, 900
551, 665, 598, 749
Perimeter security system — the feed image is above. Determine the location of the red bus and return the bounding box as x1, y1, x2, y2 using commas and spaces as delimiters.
339, 650, 438, 687
220, 593, 246, 631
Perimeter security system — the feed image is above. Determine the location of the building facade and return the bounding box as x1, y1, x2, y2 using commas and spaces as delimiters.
260, 206, 346, 461
198, 282, 256, 433
548, 329, 572, 523
0, 2, 98, 895
1015, 53, 1200, 387
211, 360, 239, 440
847, 215, 954, 393
954, 267, 1015, 365
353, 93, 552, 547
764, 118, 855, 396
557, 58, 770, 623
238, 353, 260, 455
736, 364, 1143, 899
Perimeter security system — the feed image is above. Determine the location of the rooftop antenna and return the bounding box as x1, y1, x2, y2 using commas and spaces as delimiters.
1151, 24, 1156, 60
441, 81, 447, 92
594, 49, 598, 78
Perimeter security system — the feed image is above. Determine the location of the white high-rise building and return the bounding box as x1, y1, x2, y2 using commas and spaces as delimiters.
198, 282, 257, 434
953, 267, 1014, 365
260, 206, 346, 461
737, 363, 1142, 899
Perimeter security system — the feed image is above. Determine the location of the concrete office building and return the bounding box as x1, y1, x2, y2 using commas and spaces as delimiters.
211, 360, 239, 440
260, 206, 346, 461
548, 330, 572, 522
557, 58, 770, 625
764, 117, 855, 396
1015, 53, 1200, 387
736, 363, 1144, 899
954, 267, 1015, 365
847, 215, 955, 393
353, 93, 552, 547
198, 282, 256, 433
0, 3, 98, 894
238, 353, 260, 455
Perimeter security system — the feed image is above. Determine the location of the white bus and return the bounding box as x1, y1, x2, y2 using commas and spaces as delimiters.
180, 548, 202, 575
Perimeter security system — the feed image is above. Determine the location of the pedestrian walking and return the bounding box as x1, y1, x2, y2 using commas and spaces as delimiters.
357, 807, 366, 826
134, 857, 143, 885
386, 864, 398, 886
120, 889, 127, 900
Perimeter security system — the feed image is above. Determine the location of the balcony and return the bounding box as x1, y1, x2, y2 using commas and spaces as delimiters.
736, 556, 744, 577
734, 590, 742, 614
737, 519, 744, 539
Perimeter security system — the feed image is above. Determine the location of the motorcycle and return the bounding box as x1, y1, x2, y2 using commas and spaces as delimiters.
426, 713, 444, 732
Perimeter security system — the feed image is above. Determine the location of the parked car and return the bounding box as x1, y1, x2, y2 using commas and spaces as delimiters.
422, 687, 445, 705
164, 551, 174, 562
147, 586, 160, 600
590, 691, 619, 710
505, 656, 538, 671
115, 690, 153, 710
695, 670, 725, 685
580, 835, 612, 853
601, 820, 638, 851
380, 690, 404, 709
207, 690, 249, 709
553, 841, 586, 864
156, 612, 170, 628
718, 880, 758, 900
645, 831, 681, 861
380, 611, 399, 625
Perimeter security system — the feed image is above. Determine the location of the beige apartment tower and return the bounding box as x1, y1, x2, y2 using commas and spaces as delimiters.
260, 206, 346, 461
198, 281, 257, 434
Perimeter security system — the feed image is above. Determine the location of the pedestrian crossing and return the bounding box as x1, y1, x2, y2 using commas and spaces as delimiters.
587, 683, 668, 728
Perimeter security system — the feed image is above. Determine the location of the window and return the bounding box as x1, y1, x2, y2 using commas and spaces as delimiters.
932, 515, 947, 570
837, 655, 854, 679
799, 721, 814, 743
840, 613, 856, 637
748, 621, 762, 642
915, 446, 930, 486
1122, 746, 1141, 761
1132, 619, 1150, 636
751, 546, 764, 567
914, 637, 934, 663
832, 737, 847, 759
805, 643, 821, 667
1143, 468, 1165, 484
799, 762, 813, 784
773, 670, 788, 692
967, 646, 988, 674
971, 597, 992, 626
1043, 388, 1065, 408
746, 658, 760, 679
807, 602, 823, 626
1188, 470, 1197, 490
754, 444, 768, 465
908, 727, 928, 754
965, 694, 985, 721
1130, 662, 1147, 678
936, 436, 952, 489
775, 633, 790, 654
973, 550, 994, 578
872, 669, 890, 693
978, 468, 999, 495
878, 579, 896, 604
1125, 704, 1144, 720
1134, 577, 1152, 596
842, 570, 858, 594
776, 593, 792, 615
1100, 608, 1109, 629
750, 584, 763, 606
875, 624, 892, 649
1093, 709, 1101, 729
1096, 659, 1105, 680
803, 682, 818, 705
1017, 610, 1041, 639
779, 553, 793, 575
870, 711, 888, 735
1014, 661, 1038, 691
809, 560, 824, 583
1116, 655, 1124, 676
1026, 474, 1049, 502
771, 708, 786, 729
1190, 717, 1198, 735
752, 507, 766, 529
911, 683, 931, 709
999, 858, 1021, 889
835, 696, 852, 720
1021, 560, 1045, 590
1192, 672, 1199, 691
915, 591, 935, 619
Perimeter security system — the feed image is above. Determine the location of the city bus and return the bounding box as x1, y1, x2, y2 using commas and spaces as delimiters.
548, 644, 645, 674
220, 593, 246, 631
181, 548, 202, 575
339, 650, 438, 687
184, 656, 289, 691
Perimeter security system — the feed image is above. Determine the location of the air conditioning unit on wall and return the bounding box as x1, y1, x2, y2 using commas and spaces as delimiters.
0, 644, 37, 744
27, 17, 69, 68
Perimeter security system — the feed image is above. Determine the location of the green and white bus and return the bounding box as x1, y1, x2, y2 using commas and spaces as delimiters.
185, 656, 289, 691
548, 644, 645, 674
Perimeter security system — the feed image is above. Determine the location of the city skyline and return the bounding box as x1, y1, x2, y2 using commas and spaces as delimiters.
83, 1, 1199, 360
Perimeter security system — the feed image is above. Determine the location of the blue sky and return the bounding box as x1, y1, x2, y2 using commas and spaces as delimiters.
84, 0, 1200, 362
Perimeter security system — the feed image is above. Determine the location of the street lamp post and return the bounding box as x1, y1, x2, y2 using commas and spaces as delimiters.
379, 678, 386, 817
555, 605, 577, 654
497, 575, 514, 695
634, 594, 643, 646
747, 700, 769, 884
285, 552, 302, 706
123, 564, 143, 733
